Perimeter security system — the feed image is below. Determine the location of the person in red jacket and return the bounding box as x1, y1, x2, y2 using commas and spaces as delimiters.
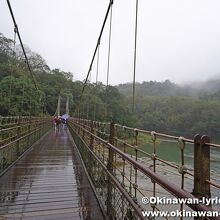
53, 116, 61, 130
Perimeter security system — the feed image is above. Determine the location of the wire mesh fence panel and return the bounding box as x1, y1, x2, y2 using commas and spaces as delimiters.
68, 117, 220, 220
0, 116, 51, 175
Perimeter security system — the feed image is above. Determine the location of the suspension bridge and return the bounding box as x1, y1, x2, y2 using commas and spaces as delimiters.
1, 0, 220, 219
1, 97, 220, 219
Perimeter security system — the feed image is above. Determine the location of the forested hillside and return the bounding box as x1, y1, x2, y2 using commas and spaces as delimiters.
1, 33, 220, 140
117, 80, 220, 139
0, 33, 133, 125
117, 80, 220, 98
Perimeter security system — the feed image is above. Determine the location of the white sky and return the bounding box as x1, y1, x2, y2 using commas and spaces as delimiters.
1, 0, 220, 85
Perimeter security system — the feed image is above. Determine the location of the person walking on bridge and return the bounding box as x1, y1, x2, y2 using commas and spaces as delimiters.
53, 116, 61, 131
61, 118, 67, 129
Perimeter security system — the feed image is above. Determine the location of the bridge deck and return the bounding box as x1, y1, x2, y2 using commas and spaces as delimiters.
0, 128, 104, 220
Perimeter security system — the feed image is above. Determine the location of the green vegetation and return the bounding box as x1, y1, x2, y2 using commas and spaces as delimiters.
0, 33, 133, 125
1, 33, 220, 140
117, 81, 220, 139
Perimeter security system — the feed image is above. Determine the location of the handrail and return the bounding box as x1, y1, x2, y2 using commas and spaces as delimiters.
75, 118, 220, 147
69, 118, 220, 220
0, 116, 51, 175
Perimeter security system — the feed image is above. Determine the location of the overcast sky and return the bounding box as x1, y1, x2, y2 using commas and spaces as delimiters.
1, 0, 220, 85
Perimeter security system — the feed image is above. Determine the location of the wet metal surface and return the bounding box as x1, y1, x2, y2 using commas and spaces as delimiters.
0, 128, 104, 220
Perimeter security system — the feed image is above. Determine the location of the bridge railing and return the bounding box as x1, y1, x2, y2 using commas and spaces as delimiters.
0, 116, 51, 175
68, 118, 220, 220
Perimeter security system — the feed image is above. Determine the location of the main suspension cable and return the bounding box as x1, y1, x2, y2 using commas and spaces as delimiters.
76, 0, 114, 116
6, 0, 39, 93
96, 44, 100, 84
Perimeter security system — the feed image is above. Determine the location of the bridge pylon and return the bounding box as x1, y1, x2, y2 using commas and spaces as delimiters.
54, 95, 70, 116
57, 95, 61, 116
66, 96, 69, 115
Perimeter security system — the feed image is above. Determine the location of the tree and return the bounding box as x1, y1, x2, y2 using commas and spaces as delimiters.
0, 75, 43, 116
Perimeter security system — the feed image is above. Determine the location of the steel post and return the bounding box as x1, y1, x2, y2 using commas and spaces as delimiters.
193, 134, 211, 220
16, 116, 21, 156
107, 121, 115, 219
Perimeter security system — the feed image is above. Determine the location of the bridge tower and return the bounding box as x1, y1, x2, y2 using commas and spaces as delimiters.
55, 95, 70, 116
66, 96, 69, 115
57, 95, 61, 116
